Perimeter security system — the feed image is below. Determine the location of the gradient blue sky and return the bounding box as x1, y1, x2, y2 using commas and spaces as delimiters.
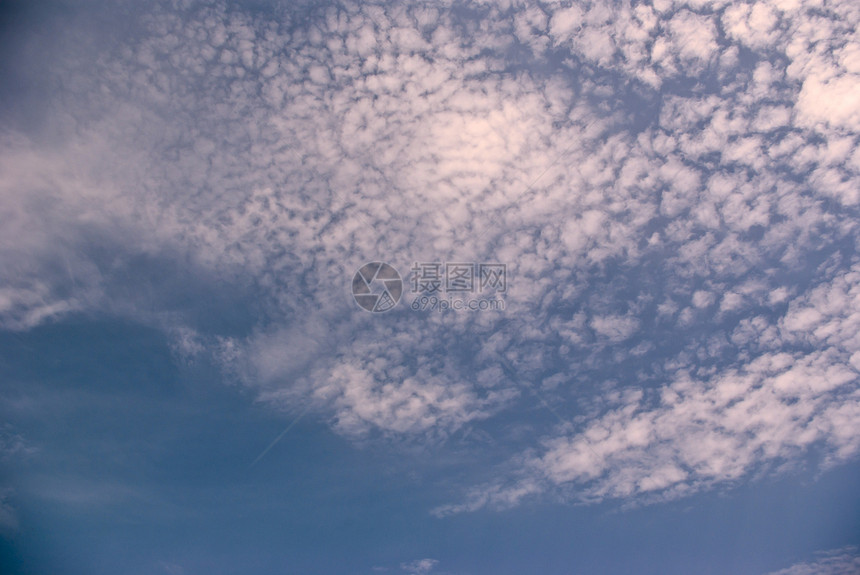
1, 0, 860, 574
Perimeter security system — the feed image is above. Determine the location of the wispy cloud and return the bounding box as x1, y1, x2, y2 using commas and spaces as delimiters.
401, 558, 438, 575
766, 547, 860, 575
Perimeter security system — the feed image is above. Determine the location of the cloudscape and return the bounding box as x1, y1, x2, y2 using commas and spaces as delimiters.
1, 0, 858, 573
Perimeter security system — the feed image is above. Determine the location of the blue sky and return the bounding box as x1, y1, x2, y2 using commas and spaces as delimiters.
1, 0, 860, 573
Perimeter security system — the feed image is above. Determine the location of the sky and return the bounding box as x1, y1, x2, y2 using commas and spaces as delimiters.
0, 0, 859, 573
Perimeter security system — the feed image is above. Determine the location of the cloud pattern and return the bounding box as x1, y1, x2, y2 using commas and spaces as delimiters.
1, 0, 858, 518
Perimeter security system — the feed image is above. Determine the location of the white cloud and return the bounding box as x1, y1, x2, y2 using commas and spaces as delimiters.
723, 3, 780, 50
766, 547, 860, 575
311, 360, 511, 437
692, 290, 715, 308
796, 74, 860, 132
549, 5, 583, 43
441, 265, 860, 511
668, 10, 719, 63
1, 0, 858, 514
401, 558, 438, 575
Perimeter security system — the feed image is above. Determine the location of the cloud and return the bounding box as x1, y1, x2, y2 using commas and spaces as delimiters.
401, 558, 438, 575
766, 547, 860, 575
796, 72, 860, 133
0, 0, 858, 513
438, 264, 860, 511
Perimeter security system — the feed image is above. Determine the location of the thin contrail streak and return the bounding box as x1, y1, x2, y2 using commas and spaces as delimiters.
250, 403, 313, 467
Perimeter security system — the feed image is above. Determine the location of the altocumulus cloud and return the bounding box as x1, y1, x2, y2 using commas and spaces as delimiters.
0, 0, 858, 523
